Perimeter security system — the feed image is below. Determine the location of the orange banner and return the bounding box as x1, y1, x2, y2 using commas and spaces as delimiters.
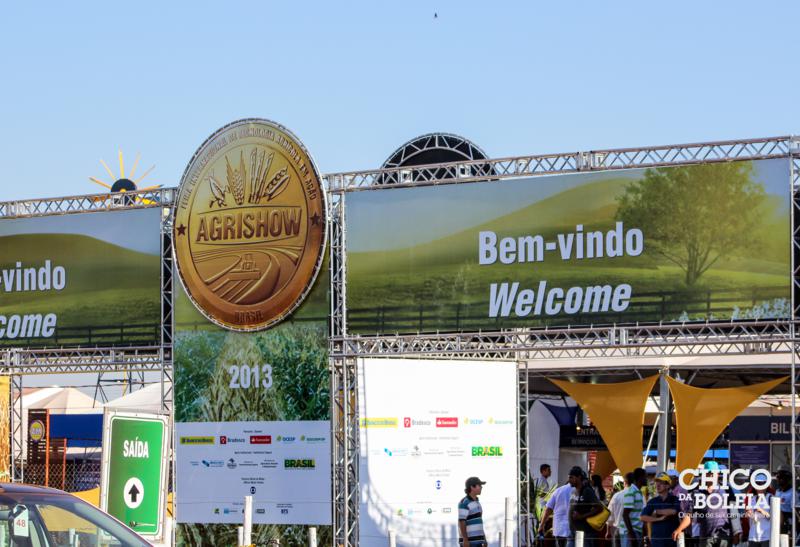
551, 375, 658, 475
667, 375, 787, 470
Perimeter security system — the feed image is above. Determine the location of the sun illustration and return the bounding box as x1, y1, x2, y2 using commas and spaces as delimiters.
89, 150, 160, 204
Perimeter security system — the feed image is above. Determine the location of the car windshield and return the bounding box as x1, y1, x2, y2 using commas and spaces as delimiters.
0, 492, 150, 547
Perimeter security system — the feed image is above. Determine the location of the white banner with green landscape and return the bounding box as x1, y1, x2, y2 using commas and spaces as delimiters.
346, 159, 791, 333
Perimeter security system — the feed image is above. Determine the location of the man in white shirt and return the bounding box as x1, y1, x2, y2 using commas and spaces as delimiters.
539, 481, 574, 547
745, 484, 771, 547
533, 464, 554, 531
607, 473, 633, 547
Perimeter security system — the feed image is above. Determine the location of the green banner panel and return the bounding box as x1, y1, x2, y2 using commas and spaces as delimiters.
0, 208, 161, 347
346, 159, 791, 333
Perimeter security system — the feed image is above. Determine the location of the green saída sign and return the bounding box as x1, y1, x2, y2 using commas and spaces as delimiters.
101, 411, 169, 538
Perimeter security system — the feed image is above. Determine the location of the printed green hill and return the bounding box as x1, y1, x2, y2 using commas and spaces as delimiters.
0, 233, 159, 333
350, 176, 788, 275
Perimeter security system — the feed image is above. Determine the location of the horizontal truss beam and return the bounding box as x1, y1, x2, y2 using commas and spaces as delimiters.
2, 346, 165, 375
325, 136, 794, 193
0, 188, 175, 218
1, 137, 795, 218
332, 321, 796, 360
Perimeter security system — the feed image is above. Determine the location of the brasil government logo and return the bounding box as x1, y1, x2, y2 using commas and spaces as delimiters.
174, 119, 326, 331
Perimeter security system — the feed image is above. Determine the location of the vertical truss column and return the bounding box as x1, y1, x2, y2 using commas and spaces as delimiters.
518, 359, 531, 546
331, 355, 358, 547
791, 143, 800, 545
329, 191, 359, 546
160, 204, 174, 414
10, 357, 22, 483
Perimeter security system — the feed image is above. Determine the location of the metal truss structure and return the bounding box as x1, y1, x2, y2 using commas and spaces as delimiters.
325, 135, 800, 546
0, 188, 175, 482
1, 136, 799, 545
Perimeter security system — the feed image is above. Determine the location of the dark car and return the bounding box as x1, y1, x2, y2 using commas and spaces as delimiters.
0, 483, 151, 546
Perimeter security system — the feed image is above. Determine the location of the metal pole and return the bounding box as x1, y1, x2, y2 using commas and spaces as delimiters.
309, 526, 317, 547
243, 495, 253, 546
576, 530, 585, 547
771, 494, 781, 547
237, 526, 244, 547
388, 529, 397, 547
657, 370, 671, 471
505, 496, 514, 547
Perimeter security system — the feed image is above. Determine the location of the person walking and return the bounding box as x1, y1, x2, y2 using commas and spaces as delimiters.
775, 466, 795, 537
592, 475, 608, 505
459, 477, 487, 547
569, 466, 603, 547
640, 472, 680, 547
744, 483, 772, 547
540, 480, 575, 547
607, 473, 633, 547
533, 464, 555, 536
622, 467, 646, 547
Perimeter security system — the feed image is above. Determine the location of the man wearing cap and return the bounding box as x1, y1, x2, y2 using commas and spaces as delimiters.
459, 477, 487, 547
569, 466, 603, 547
640, 472, 681, 547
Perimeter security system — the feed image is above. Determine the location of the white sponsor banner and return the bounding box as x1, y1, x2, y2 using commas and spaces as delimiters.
176, 420, 331, 525
358, 358, 518, 547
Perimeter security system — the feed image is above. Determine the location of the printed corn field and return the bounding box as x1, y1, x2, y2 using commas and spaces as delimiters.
175, 321, 331, 547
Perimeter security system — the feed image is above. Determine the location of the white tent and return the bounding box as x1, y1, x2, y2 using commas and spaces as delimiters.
17, 387, 101, 458
103, 383, 167, 414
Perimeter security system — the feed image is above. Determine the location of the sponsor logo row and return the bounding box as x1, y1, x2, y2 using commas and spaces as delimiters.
377, 446, 504, 457
396, 506, 454, 517
361, 417, 513, 429
180, 434, 327, 445
191, 458, 318, 469
213, 503, 295, 516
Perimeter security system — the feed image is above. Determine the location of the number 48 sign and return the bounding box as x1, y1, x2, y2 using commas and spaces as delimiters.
100, 410, 169, 540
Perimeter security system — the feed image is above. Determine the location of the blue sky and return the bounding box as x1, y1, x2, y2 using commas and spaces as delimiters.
1, 1, 799, 202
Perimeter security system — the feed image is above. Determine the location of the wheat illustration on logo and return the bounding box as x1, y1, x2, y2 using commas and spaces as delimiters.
207, 149, 291, 208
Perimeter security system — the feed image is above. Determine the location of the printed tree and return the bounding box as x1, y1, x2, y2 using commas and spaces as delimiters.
616, 162, 765, 286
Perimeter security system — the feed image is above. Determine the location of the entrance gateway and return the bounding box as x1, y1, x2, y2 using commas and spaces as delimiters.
0, 134, 798, 547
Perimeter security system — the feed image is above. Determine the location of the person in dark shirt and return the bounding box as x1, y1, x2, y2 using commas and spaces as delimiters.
569, 466, 603, 547
640, 472, 680, 547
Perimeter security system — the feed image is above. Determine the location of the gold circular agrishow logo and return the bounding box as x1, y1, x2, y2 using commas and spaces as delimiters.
174, 119, 326, 331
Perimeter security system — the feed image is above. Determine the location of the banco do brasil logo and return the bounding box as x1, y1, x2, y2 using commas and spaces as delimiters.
175, 119, 327, 331
472, 446, 503, 456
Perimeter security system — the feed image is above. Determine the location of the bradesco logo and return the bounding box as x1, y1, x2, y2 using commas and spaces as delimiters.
250, 435, 272, 444
404, 417, 432, 428
219, 436, 246, 445
284, 459, 316, 469
472, 446, 503, 457
436, 417, 458, 428
180, 436, 215, 445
